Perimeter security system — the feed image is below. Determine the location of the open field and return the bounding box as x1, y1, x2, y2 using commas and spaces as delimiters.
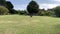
0, 15, 60, 34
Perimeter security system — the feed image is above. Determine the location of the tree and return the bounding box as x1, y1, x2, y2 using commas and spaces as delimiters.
54, 6, 60, 17
0, 0, 6, 6
27, 0, 39, 17
0, 6, 9, 15
9, 9, 18, 14
6, 1, 13, 9
6, 1, 14, 14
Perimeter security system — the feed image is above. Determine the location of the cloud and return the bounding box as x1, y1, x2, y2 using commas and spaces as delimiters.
53, 0, 60, 1
14, 4, 60, 10
39, 4, 60, 10
14, 4, 28, 10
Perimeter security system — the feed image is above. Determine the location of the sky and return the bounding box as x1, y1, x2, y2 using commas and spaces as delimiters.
6, 0, 60, 10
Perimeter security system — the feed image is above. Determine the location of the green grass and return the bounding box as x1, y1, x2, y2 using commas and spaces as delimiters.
0, 15, 60, 34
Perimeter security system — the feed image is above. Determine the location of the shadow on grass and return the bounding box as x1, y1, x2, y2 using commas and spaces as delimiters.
52, 16, 60, 18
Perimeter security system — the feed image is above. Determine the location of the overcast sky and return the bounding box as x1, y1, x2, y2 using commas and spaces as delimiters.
6, 0, 60, 10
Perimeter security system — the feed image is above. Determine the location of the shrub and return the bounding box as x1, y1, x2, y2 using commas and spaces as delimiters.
0, 6, 9, 15
44, 11, 55, 16
8, 9, 18, 14
38, 10, 55, 16
17, 10, 27, 15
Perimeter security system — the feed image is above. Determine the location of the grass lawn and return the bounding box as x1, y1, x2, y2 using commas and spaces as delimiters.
0, 15, 60, 34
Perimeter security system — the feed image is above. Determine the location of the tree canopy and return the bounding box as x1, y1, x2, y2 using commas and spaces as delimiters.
54, 6, 60, 17
0, 6, 9, 15
27, 0, 39, 15
0, 0, 6, 6
6, 1, 14, 9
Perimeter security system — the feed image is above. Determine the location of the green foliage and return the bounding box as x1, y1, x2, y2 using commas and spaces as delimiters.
0, 0, 6, 6
38, 9, 55, 16
9, 9, 18, 14
6, 1, 15, 14
54, 6, 60, 17
6, 1, 13, 9
17, 10, 27, 15
0, 6, 9, 15
27, 0, 39, 15
0, 0, 18, 14
44, 11, 55, 16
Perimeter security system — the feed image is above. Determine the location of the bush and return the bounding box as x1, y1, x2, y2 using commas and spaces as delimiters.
17, 10, 27, 15
9, 9, 18, 14
38, 10, 55, 16
0, 6, 9, 15
44, 11, 55, 16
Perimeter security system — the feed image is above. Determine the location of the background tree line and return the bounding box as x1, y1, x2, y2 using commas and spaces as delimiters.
0, 0, 17, 15
0, 0, 60, 17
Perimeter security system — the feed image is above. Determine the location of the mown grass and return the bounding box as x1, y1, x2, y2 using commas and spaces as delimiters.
0, 15, 60, 34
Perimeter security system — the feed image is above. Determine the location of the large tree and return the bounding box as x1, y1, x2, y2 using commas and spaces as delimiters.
6, 1, 14, 14
27, 0, 39, 17
6, 1, 13, 9
54, 6, 60, 17
0, 0, 6, 6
